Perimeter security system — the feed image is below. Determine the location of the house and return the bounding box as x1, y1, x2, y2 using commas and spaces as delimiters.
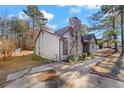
35, 26, 97, 61
81, 34, 97, 53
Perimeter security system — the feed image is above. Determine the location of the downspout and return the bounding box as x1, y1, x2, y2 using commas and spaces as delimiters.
59, 39, 61, 61
38, 35, 40, 55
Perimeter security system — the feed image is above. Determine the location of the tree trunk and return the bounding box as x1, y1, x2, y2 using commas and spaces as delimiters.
112, 18, 118, 52
107, 41, 109, 48
33, 18, 34, 30
120, 6, 124, 55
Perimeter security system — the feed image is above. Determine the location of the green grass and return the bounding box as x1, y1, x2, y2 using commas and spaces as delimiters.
121, 67, 124, 70
0, 53, 55, 78
32, 54, 48, 61
32, 54, 55, 63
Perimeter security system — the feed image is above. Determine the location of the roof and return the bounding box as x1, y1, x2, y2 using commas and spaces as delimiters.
35, 28, 61, 42
55, 26, 70, 36
35, 26, 97, 44
81, 34, 97, 43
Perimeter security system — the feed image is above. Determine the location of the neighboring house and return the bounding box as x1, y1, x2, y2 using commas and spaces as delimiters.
35, 26, 97, 61
117, 41, 122, 47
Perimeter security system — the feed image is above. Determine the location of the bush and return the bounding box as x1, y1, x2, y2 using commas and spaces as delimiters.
68, 52, 96, 64
87, 52, 91, 57
69, 55, 75, 63
90, 53, 95, 59
78, 54, 87, 62
81, 53, 87, 60
0, 37, 16, 60
95, 52, 99, 56
69, 55, 80, 64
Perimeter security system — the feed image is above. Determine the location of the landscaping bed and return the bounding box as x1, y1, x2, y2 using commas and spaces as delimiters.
90, 52, 124, 82
69, 52, 96, 64
96, 48, 115, 57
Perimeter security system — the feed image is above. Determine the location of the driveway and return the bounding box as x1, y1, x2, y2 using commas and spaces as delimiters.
5, 57, 124, 88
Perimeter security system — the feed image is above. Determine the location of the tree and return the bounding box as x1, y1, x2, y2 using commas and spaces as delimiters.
23, 5, 47, 30
23, 5, 48, 49
12, 18, 29, 48
90, 5, 124, 54
80, 24, 89, 35
103, 31, 112, 48
0, 16, 10, 38
102, 30, 120, 48
120, 6, 124, 55
100, 5, 123, 53
97, 39, 104, 49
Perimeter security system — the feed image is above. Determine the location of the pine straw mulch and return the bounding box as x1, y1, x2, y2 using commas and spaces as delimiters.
90, 52, 124, 82
96, 48, 115, 57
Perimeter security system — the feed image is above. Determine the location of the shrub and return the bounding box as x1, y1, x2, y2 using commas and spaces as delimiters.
69, 53, 88, 63
68, 52, 96, 64
69, 55, 75, 63
82, 53, 87, 60
0, 37, 16, 60
95, 52, 99, 56
90, 53, 95, 59
78, 55, 82, 61
69, 55, 80, 64
87, 52, 91, 57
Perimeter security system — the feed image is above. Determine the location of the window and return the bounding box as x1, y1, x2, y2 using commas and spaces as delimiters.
63, 39, 68, 55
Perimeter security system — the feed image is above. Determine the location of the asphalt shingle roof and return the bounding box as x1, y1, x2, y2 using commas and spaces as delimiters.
55, 26, 70, 36
81, 34, 97, 43
35, 25, 97, 44
55, 26, 96, 42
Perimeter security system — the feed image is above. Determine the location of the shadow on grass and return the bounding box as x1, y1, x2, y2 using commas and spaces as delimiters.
90, 52, 124, 83
99, 49, 116, 57
108, 53, 123, 78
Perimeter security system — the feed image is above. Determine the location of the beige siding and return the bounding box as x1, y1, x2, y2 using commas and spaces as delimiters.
89, 38, 97, 53
36, 31, 60, 61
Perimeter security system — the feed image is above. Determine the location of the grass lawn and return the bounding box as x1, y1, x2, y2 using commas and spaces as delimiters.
91, 49, 124, 82
0, 51, 55, 86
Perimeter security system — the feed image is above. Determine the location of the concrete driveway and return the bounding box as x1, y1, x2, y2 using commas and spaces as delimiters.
5, 57, 124, 88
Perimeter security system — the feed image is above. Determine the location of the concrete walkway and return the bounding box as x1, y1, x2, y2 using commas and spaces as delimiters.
5, 56, 124, 88
6, 68, 31, 81
6, 57, 103, 82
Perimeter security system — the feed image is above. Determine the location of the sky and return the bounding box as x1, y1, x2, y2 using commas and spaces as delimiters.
0, 5, 105, 39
